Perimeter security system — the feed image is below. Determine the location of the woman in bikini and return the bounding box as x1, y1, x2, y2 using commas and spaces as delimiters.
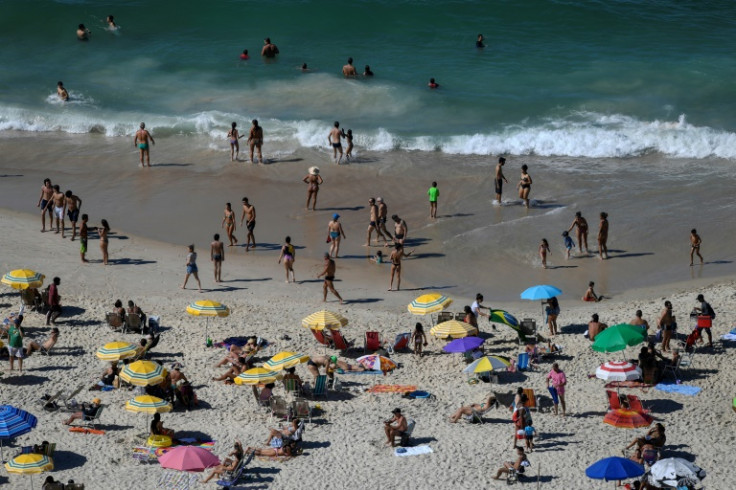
247, 119, 263, 164
449, 394, 496, 423
598, 212, 609, 260
517, 164, 532, 208
388, 243, 413, 291
538, 238, 550, 269
201, 441, 244, 483
411, 322, 427, 357
227, 122, 243, 161
302, 167, 323, 211
221, 203, 238, 246
568, 211, 590, 254
99, 219, 110, 265
277, 236, 296, 283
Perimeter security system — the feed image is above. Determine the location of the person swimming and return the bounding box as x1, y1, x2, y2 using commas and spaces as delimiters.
240, 49, 249, 60
428, 78, 439, 89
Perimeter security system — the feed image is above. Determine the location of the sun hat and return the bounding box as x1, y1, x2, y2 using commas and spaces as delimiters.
309, 166, 320, 175
92, 398, 101, 404
376, 197, 383, 202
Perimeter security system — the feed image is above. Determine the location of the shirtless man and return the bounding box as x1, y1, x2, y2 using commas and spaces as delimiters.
64, 190, 83, 241
384, 408, 408, 447
342, 57, 357, 78
134, 122, 155, 167
327, 214, 346, 258
389, 243, 413, 291
328, 121, 345, 164
79, 214, 90, 263
56, 82, 69, 102
76, 24, 90, 41
587, 314, 607, 341
38, 178, 54, 232
210, 233, 224, 282
376, 197, 392, 242
494, 157, 508, 203
391, 214, 408, 246
568, 211, 590, 254
261, 38, 279, 58
240, 197, 256, 251
247, 119, 263, 164
317, 253, 343, 304
598, 212, 609, 260
25, 327, 59, 356
630, 310, 649, 333
365, 198, 383, 246
44, 185, 66, 237
689, 228, 703, 266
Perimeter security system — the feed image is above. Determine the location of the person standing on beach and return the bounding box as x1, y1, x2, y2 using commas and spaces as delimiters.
365, 198, 383, 246
344, 129, 354, 161
56, 82, 69, 102
568, 211, 590, 254
376, 197, 392, 242
694, 294, 715, 348
342, 57, 357, 78
598, 212, 609, 259
222, 203, 237, 247
658, 300, 675, 352
7, 317, 24, 373
247, 119, 263, 164
690, 229, 703, 266
134, 122, 155, 167
391, 215, 408, 246
227, 122, 243, 161
327, 214, 346, 258
240, 197, 256, 251
388, 243, 413, 291
64, 190, 82, 241
494, 157, 508, 204
517, 164, 532, 208
46, 277, 62, 325
539, 238, 550, 269
38, 178, 54, 232
99, 219, 110, 265
210, 234, 224, 283
182, 244, 203, 291
428, 181, 439, 219
44, 185, 66, 237
303, 167, 323, 210
261, 38, 279, 58
318, 253, 343, 304
546, 363, 567, 416
277, 236, 296, 283
471, 294, 491, 321
328, 122, 345, 164
79, 214, 89, 263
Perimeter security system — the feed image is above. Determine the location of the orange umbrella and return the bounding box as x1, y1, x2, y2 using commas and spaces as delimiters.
603, 409, 653, 429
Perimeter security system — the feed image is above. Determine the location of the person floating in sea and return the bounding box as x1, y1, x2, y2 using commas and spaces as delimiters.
476, 34, 485, 48
342, 57, 357, 77
301, 63, 310, 72
428, 78, 439, 89
303, 166, 323, 210
248, 119, 263, 164
690, 228, 703, 266
77, 24, 90, 41
227, 122, 243, 161
240, 197, 256, 251
428, 181, 439, 219
494, 157, 508, 204
106, 15, 118, 30
517, 164, 532, 208
328, 121, 345, 164
134, 122, 155, 167
261, 37, 279, 58
56, 82, 69, 102
568, 211, 590, 254
318, 252, 344, 304
598, 212, 609, 260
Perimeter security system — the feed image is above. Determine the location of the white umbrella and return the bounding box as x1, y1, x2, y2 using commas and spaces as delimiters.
648, 458, 706, 488
595, 361, 642, 382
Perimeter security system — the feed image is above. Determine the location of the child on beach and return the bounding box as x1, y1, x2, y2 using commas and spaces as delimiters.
411, 322, 428, 357
427, 181, 439, 219
562, 231, 575, 260
582, 281, 601, 302
344, 129, 353, 161
539, 239, 550, 268
524, 420, 537, 452
690, 228, 703, 266
370, 250, 384, 264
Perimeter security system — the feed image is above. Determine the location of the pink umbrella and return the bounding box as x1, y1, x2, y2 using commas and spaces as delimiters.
158, 446, 220, 472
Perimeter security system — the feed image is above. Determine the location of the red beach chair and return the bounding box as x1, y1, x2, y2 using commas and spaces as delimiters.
364, 331, 381, 353
626, 394, 650, 414
331, 330, 351, 351
311, 328, 331, 346
388, 333, 411, 353
606, 390, 621, 411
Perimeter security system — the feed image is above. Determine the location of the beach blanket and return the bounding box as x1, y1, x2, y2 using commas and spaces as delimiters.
721, 331, 736, 341
158, 470, 199, 490
654, 383, 701, 396
337, 369, 383, 375
605, 381, 653, 389
395, 445, 433, 457
69, 427, 105, 435
368, 384, 417, 394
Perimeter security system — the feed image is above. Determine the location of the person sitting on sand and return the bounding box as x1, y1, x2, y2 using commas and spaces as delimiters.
63, 398, 101, 425
126, 300, 146, 329
25, 327, 59, 356
201, 441, 244, 483
624, 423, 666, 451
383, 408, 408, 447
449, 394, 496, 423
582, 281, 601, 302
215, 338, 257, 367
150, 412, 175, 438
630, 309, 649, 332
587, 314, 607, 341
463, 305, 479, 335
90, 361, 118, 390
212, 357, 247, 383
266, 418, 304, 445
493, 446, 530, 480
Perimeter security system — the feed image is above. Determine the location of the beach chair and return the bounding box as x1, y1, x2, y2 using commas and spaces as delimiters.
517, 353, 531, 371
663, 355, 687, 380
331, 330, 352, 351
626, 395, 650, 414
518, 319, 538, 344
62, 385, 85, 412
522, 389, 540, 412
269, 396, 290, 423
217, 450, 254, 488
387, 333, 411, 354
437, 311, 453, 324
291, 398, 312, 423
454, 312, 466, 321
494, 391, 515, 411
43, 443, 56, 457
251, 386, 270, 408
124, 313, 143, 334
21, 289, 44, 312
38, 391, 62, 412
308, 374, 328, 399
310, 328, 331, 346
364, 331, 381, 353
82, 406, 104, 430
606, 390, 622, 411
284, 378, 302, 398
105, 312, 124, 331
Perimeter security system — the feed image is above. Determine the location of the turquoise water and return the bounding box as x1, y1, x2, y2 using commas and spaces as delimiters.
2, 0, 736, 157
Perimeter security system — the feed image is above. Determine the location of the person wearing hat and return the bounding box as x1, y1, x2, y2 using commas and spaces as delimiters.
327, 214, 346, 258
303, 167, 324, 211
318, 252, 344, 304
384, 408, 408, 447
693, 294, 714, 348
7, 317, 25, 372
63, 397, 102, 425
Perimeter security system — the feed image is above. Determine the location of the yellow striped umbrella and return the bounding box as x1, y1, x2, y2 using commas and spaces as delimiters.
5, 453, 53, 489
96, 341, 137, 361
263, 351, 310, 372
407, 293, 453, 315
429, 320, 475, 339
463, 355, 511, 374
120, 360, 165, 386
125, 395, 172, 414
186, 300, 230, 342
234, 367, 283, 385
301, 310, 348, 331
1, 269, 45, 290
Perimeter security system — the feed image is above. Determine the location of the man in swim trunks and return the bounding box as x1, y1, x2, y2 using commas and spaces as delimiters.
689, 228, 703, 266
261, 37, 279, 58
598, 212, 609, 260
64, 190, 83, 241
494, 157, 508, 203
567, 211, 590, 254
76, 24, 90, 41
318, 253, 343, 304
38, 178, 54, 232
134, 122, 155, 167
391, 214, 408, 246
79, 214, 89, 263
44, 185, 66, 238
328, 121, 345, 164
376, 197, 392, 243
342, 57, 357, 78
247, 119, 263, 164
210, 233, 224, 282
327, 214, 346, 258
57, 82, 69, 102
240, 197, 256, 251
365, 198, 382, 246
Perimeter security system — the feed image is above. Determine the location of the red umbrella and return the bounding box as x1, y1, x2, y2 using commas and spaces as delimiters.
158, 446, 220, 472
603, 409, 653, 429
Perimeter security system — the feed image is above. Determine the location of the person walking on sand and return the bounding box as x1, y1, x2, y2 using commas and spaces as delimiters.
38, 178, 54, 232
182, 244, 203, 291
240, 197, 256, 251
64, 190, 82, 241
427, 181, 439, 219
247, 119, 263, 164
365, 198, 384, 246
690, 228, 703, 266
44, 185, 66, 237
517, 164, 532, 208
598, 212, 609, 259
99, 219, 110, 265
388, 243, 413, 291
303, 167, 323, 210
411, 322, 428, 357
221, 203, 237, 247
277, 236, 296, 283
79, 214, 90, 263
318, 253, 343, 304
327, 214, 346, 257
568, 211, 590, 254
494, 157, 508, 204
134, 122, 155, 167
546, 363, 567, 416
391, 214, 408, 246
539, 238, 550, 269
210, 234, 224, 282
328, 121, 345, 164
342, 57, 357, 78
227, 122, 243, 161
376, 197, 392, 241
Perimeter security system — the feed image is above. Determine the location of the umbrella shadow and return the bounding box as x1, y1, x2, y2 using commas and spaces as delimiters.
0, 374, 49, 386
660, 448, 696, 461
29, 365, 75, 373
108, 258, 156, 266
498, 371, 528, 384
560, 323, 588, 335
67, 319, 101, 327
572, 410, 607, 418
99, 423, 135, 432
646, 399, 684, 414
61, 306, 86, 317
344, 298, 383, 304
300, 440, 331, 450
175, 430, 214, 441
681, 367, 718, 381
52, 450, 88, 471
411, 436, 438, 445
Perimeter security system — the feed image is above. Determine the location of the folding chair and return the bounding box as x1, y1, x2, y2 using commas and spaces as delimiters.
105, 312, 124, 331
454, 312, 466, 321
606, 390, 622, 411
269, 396, 290, 423
290, 398, 312, 423
626, 395, 650, 414
331, 330, 352, 351
517, 353, 531, 371
437, 311, 453, 324
216, 450, 254, 488
39, 391, 62, 412
522, 389, 540, 412
309, 375, 328, 399
310, 328, 331, 346
62, 385, 85, 412
387, 333, 411, 354
284, 378, 302, 398
364, 331, 381, 353
82, 406, 104, 430
124, 313, 143, 334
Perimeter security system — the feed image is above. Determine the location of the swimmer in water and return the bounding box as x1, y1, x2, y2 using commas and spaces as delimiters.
240, 49, 249, 60
301, 63, 309, 72
363, 65, 374, 77
77, 24, 90, 41
345, 129, 353, 161
106, 15, 118, 30
57, 82, 69, 102
428, 78, 439, 89
476, 34, 485, 48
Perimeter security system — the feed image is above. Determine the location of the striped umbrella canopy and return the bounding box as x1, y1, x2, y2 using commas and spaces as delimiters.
429, 320, 475, 339
603, 409, 653, 429
125, 395, 172, 415
463, 355, 511, 374
356, 355, 397, 373
234, 367, 283, 385
1, 269, 45, 290
96, 341, 137, 361
407, 293, 453, 315
120, 360, 165, 386
186, 300, 230, 317
301, 310, 348, 331
263, 352, 310, 372
5, 453, 54, 474
0, 405, 38, 463
596, 361, 642, 382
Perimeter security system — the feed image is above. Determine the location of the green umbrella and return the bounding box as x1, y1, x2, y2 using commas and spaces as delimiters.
592, 324, 646, 353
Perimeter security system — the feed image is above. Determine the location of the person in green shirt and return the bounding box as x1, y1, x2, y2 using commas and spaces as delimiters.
8, 317, 25, 372
427, 181, 439, 219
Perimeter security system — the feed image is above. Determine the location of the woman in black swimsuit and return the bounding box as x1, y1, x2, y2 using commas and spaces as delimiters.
517, 164, 532, 208
99, 219, 110, 265
388, 243, 413, 291
277, 236, 296, 283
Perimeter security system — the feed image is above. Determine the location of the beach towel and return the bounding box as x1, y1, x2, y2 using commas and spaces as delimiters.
367, 384, 417, 393
394, 445, 433, 457
721, 331, 736, 341
654, 383, 701, 396
68, 427, 105, 435
337, 369, 383, 375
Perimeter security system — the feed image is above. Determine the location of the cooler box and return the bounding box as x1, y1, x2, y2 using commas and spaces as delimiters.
696, 315, 712, 328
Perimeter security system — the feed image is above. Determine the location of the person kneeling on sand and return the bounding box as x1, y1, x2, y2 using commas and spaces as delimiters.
201, 441, 244, 483
493, 446, 530, 480
25, 327, 59, 356
449, 394, 496, 423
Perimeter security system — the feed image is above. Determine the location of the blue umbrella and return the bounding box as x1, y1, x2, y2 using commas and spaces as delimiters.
586, 456, 645, 484
520, 285, 562, 300
0, 405, 38, 463
443, 337, 485, 353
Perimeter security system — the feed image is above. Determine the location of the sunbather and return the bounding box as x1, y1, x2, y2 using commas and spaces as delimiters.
449, 394, 495, 423
246, 440, 297, 457
200, 441, 244, 483
625, 423, 666, 451
25, 327, 60, 355
215, 338, 258, 367
266, 418, 304, 445
493, 446, 530, 480
62, 398, 101, 425
90, 362, 118, 390
212, 357, 247, 382
282, 367, 302, 389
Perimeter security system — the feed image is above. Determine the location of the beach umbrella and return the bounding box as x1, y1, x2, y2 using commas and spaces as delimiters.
125, 395, 172, 415
603, 409, 653, 429
1, 269, 45, 290
0, 405, 38, 463
592, 325, 646, 353
120, 360, 165, 386
5, 453, 53, 489
186, 300, 230, 343
429, 320, 475, 339
586, 456, 645, 487
356, 354, 397, 373
234, 367, 283, 385
648, 458, 706, 488
520, 285, 562, 301
96, 341, 137, 361
407, 293, 453, 319
158, 445, 220, 472
443, 337, 485, 353
263, 352, 310, 372
463, 356, 511, 374
596, 361, 642, 382
489, 309, 519, 328
301, 310, 348, 331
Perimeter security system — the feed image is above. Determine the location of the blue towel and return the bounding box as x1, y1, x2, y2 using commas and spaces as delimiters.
394, 445, 433, 457
336, 369, 383, 375
654, 383, 701, 396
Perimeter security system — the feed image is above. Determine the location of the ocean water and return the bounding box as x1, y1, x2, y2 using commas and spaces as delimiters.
2, 0, 736, 158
